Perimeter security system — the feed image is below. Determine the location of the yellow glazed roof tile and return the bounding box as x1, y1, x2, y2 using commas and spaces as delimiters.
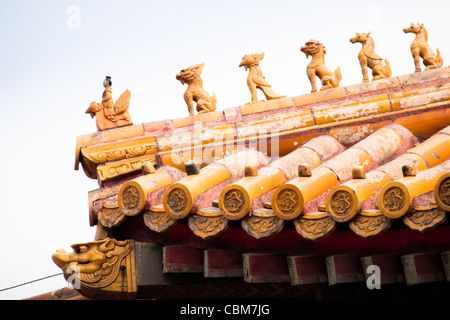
77, 66, 450, 244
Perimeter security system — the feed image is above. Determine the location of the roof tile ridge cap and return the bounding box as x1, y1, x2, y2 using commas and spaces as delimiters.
171, 110, 226, 129
143, 119, 174, 133
223, 105, 243, 123
239, 77, 404, 117
306, 88, 348, 107
77, 123, 146, 145
83, 132, 155, 150
307, 80, 395, 108
400, 76, 450, 91
397, 66, 450, 89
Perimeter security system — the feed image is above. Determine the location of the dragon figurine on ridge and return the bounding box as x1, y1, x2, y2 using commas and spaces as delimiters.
176, 63, 217, 116
301, 40, 342, 92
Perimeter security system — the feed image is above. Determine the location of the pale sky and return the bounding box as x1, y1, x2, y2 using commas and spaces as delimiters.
0, 0, 449, 299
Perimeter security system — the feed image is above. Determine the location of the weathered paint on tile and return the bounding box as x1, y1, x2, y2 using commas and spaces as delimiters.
239, 96, 293, 115
313, 93, 390, 125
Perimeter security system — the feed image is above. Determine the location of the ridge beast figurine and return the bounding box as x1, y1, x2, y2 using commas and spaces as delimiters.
350, 32, 392, 82
301, 40, 342, 92
85, 76, 132, 131
239, 52, 285, 103
176, 63, 217, 116
403, 23, 443, 72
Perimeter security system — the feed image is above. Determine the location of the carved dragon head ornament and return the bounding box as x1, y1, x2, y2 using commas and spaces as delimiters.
52, 238, 136, 298
301, 40, 326, 58
176, 63, 205, 85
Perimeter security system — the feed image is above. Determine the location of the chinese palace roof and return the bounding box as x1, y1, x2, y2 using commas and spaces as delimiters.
50, 65, 450, 300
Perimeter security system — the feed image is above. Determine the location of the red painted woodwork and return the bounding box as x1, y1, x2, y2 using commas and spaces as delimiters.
243, 253, 291, 283
326, 254, 365, 285
112, 215, 450, 257
204, 249, 243, 278
287, 255, 328, 285
361, 254, 405, 284
163, 246, 204, 273
441, 251, 450, 281
402, 252, 446, 285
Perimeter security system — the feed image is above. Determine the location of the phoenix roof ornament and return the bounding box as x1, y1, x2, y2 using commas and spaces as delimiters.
239, 52, 285, 103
